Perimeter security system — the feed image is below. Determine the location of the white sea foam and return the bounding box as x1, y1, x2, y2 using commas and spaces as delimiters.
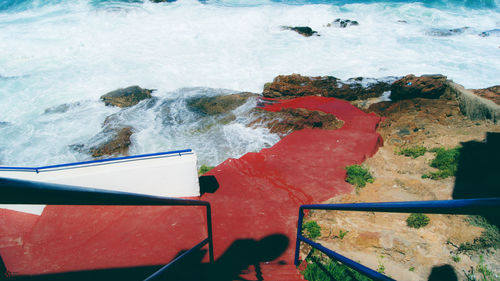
0, 0, 498, 166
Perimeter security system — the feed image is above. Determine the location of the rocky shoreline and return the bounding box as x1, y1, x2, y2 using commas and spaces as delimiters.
76, 73, 498, 159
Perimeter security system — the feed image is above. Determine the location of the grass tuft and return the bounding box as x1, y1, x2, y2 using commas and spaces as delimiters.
397, 146, 427, 158
303, 221, 321, 240
406, 213, 430, 228
422, 147, 460, 179
345, 164, 374, 189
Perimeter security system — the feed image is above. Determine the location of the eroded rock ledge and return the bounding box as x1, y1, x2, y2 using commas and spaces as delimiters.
262, 74, 393, 101
249, 107, 344, 136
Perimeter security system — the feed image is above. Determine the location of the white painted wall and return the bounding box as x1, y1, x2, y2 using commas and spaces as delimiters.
0, 151, 200, 215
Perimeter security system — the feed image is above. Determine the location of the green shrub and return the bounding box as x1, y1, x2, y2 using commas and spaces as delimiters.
345, 165, 374, 189
198, 165, 214, 175
452, 255, 461, 263
397, 146, 427, 158
339, 229, 349, 240
406, 213, 430, 228
459, 215, 500, 253
422, 147, 460, 179
303, 221, 321, 240
301, 256, 373, 281
409, 266, 415, 272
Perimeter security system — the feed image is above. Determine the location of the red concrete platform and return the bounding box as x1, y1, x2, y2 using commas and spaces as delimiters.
0, 96, 383, 280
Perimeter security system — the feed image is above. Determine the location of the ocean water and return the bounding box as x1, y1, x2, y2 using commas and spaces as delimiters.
0, 0, 499, 166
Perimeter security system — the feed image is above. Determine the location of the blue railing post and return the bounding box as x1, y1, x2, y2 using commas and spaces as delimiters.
206, 204, 215, 263
294, 206, 304, 266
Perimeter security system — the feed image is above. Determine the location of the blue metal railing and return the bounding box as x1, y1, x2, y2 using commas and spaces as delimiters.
295, 198, 500, 281
0, 177, 214, 281
0, 149, 193, 173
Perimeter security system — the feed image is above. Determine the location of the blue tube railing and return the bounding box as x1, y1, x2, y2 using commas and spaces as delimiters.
0, 177, 214, 280
0, 149, 193, 173
295, 198, 500, 281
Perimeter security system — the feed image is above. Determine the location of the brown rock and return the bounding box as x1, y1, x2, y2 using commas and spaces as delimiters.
262, 74, 391, 101
101, 86, 154, 108
390, 74, 449, 101
472, 85, 500, 105
282, 26, 319, 37
186, 92, 257, 115
90, 127, 133, 158
249, 107, 343, 136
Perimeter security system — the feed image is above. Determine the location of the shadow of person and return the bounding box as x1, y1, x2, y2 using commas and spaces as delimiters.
453, 132, 500, 199
208, 234, 289, 281
428, 264, 458, 281
153, 233, 289, 281
199, 175, 219, 195
453, 132, 500, 227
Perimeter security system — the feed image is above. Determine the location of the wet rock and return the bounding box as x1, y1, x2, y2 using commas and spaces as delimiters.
186, 92, 257, 115
282, 26, 319, 37
89, 127, 134, 158
479, 29, 500, 37
471, 85, 500, 105
262, 74, 392, 101
44, 102, 81, 114
249, 107, 343, 137
390, 74, 449, 101
101, 86, 154, 108
328, 18, 359, 28
0, 121, 8, 127
150, 0, 176, 2
427, 27, 469, 37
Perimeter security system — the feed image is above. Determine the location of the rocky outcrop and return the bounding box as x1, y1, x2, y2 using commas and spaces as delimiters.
448, 82, 500, 123
479, 29, 500, 37
262, 74, 392, 101
89, 127, 133, 158
390, 74, 449, 101
327, 18, 359, 28
249, 107, 343, 136
101, 86, 154, 108
44, 102, 82, 114
427, 27, 469, 37
186, 92, 257, 115
471, 85, 500, 105
282, 26, 319, 37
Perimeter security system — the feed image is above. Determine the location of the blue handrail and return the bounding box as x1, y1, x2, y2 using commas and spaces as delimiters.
0, 177, 214, 280
295, 198, 500, 281
0, 149, 193, 173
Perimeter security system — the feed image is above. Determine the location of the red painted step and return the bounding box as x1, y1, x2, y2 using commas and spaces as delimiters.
0, 96, 383, 280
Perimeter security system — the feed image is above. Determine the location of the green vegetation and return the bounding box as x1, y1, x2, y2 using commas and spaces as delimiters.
477, 255, 498, 281
397, 146, 427, 158
339, 229, 349, 240
452, 255, 461, 263
463, 255, 499, 281
422, 146, 461, 180
406, 213, 430, 229
345, 164, 374, 189
377, 255, 386, 274
198, 165, 214, 176
409, 266, 415, 272
303, 221, 321, 240
459, 215, 500, 253
301, 250, 373, 281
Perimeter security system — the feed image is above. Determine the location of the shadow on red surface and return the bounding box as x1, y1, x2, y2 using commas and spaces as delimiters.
2, 234, 290, 281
